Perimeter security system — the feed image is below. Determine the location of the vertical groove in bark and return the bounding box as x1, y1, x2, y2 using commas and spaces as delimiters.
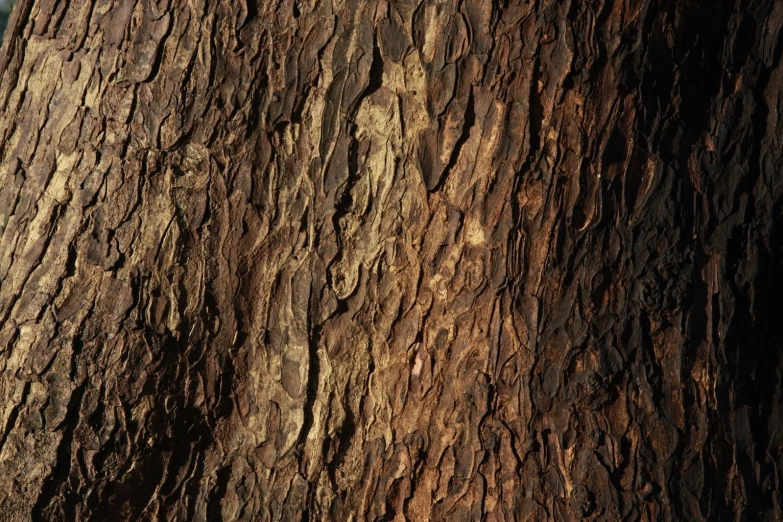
0, 0, 782, 521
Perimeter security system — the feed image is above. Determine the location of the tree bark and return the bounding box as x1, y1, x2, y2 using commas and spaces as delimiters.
0, 0, 782, 520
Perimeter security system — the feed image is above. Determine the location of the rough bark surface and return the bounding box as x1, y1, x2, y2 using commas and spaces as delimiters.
0, 0, 782, 520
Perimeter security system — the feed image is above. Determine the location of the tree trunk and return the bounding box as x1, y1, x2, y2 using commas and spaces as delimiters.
0, 0, 781, 520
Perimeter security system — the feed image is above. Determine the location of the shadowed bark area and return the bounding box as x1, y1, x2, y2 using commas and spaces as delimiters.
0, 0, 782, 520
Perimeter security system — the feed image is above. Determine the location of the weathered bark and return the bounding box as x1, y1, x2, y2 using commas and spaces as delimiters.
0, 0, 782, 520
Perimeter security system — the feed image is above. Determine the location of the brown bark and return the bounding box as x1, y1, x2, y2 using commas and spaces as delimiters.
0, 0, 782, 520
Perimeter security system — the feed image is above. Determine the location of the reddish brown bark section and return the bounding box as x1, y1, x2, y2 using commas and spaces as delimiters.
0, 0, 782, 520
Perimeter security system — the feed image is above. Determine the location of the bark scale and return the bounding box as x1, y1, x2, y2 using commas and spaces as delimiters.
0, 0, 782, 521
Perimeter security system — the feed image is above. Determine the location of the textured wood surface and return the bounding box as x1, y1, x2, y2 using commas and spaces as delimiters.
1, 0, 782, 520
